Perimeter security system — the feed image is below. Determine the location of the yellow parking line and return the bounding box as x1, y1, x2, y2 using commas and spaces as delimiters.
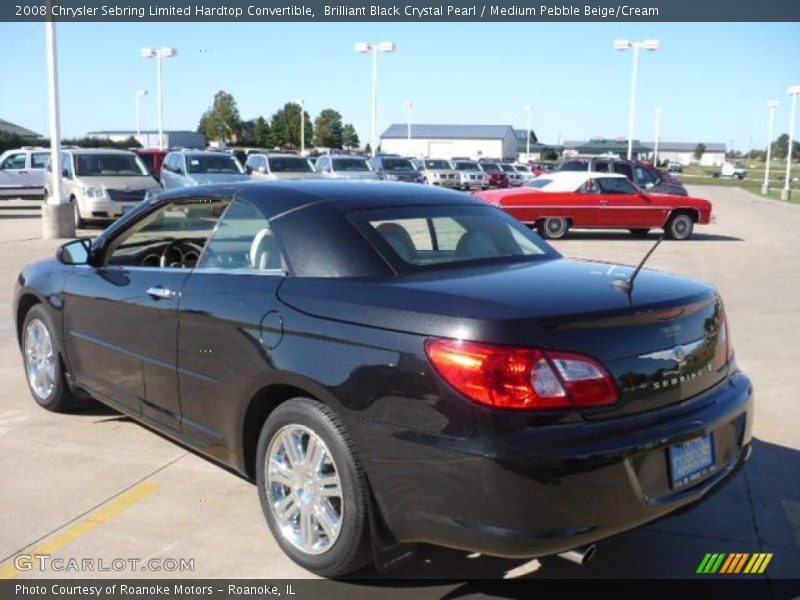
0, 481, 159, 580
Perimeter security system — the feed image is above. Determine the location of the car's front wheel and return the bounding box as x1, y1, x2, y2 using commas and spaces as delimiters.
256, 398, 372, 577
537, 217, 570, 239
72, 197, 85, 229
664, 212, 694, 240
22, 305, 78, 412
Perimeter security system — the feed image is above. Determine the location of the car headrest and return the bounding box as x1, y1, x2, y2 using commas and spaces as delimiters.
376, 222, 416, 262
249, 228, 282, 271
455, 230, 499, 259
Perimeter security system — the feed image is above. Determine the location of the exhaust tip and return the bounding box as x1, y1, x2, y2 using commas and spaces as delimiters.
557, 544, 597, 566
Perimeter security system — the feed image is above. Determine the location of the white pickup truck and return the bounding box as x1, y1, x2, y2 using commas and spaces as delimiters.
711, 162, 747, 180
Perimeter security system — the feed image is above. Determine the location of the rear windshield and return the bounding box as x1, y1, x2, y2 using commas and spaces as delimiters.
187, 155, 243, 174
268, 157, 314, 173
481, 163, 500, 172
560, 160, 591, 172
425, 160, 451, 170
525, 178, 553, 189
349, 205, 556, 271
332, 158, 369, 172
382, 158, 414, 171
75, 154, 148, 177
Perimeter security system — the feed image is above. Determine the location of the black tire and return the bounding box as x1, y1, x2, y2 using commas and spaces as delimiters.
21, 304, 79, 412
537, 217, 570, 239
256, 398, 372, 577
629, 228, 650, 238
664, 212, 694, 240
72, 197, 85, 229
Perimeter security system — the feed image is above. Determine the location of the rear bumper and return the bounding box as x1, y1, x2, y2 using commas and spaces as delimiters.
359, 370, 753, 558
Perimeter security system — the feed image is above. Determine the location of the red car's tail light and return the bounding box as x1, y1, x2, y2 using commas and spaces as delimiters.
424, 339, 618, 410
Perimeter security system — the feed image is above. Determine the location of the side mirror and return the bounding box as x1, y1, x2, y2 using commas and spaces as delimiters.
56, 238, 92, 265
245, 165, 252, 175
61, 169, 70, 178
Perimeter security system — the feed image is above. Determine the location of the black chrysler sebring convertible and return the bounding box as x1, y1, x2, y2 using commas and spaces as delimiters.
14, 181, 752, 576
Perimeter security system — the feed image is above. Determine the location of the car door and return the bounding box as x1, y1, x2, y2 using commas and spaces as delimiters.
61, 197, 228, 429
596, 176, 667, 227
29, 152, 50, 191
0, 152, 29, 196
176, 199, 286, 456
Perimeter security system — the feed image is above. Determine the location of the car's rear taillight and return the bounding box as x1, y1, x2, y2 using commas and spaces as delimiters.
713, 313, 735, 369
424, 339, 618, 410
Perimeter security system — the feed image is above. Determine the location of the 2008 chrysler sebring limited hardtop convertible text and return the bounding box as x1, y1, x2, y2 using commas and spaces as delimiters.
14, 181, 752, 576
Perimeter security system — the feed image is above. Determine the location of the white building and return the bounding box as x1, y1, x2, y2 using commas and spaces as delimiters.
380, 124, 518, 160
646, 141, 726, 167
87, 130, 206, 149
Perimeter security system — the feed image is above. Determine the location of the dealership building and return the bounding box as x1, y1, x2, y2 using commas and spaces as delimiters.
379, 124, 518, 160
87, 129, 206, 149
563, 137, 726, 166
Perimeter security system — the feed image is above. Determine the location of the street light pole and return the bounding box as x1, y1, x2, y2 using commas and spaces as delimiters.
403, 100, 413, 145
42, 20, 74, 239
762, 100, 779, 195
135, 90, 148, 141
355, 42, 395, 156
782, 86, 800, 202
614, 39, 660, 161
141, 47, 177, 150
653, 107, 663, 166
523, 104, 533, 160
298, 99, 305, 155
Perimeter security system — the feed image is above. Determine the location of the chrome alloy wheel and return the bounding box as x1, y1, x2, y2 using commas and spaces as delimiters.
265, 424, 343, 555
24, 318, 56, 400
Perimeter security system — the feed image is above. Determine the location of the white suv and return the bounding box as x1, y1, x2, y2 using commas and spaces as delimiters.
0, 147, 51, 199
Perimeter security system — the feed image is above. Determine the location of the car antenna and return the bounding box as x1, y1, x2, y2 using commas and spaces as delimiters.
612, 234, 665, 295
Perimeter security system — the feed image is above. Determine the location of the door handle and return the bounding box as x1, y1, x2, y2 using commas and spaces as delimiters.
600, 200, 609, 206
146, 286, 177, 300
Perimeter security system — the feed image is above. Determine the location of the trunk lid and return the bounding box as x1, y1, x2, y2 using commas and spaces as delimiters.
278, 258, 728, 417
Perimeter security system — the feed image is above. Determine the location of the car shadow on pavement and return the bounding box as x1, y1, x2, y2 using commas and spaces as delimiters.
352, 437, 798, 581
558, 231, 744, 242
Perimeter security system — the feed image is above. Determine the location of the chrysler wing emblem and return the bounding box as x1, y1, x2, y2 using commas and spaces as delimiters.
639, 339, 705, 363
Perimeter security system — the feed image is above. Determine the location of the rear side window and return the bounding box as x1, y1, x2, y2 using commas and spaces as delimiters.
597, 177, 638, 195
198, 200, 284, 272
559, 160, 589, 172
613, 163, 633, 179
31, 153, 50, 169
350, 205, 555, 271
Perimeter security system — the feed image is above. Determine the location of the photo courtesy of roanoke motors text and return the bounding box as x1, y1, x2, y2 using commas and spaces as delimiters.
0, 0, 799, 598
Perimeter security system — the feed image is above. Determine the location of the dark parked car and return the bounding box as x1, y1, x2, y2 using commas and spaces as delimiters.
367, 155, 423, 183
14, 181, 752, 577
560, 155, 688, 196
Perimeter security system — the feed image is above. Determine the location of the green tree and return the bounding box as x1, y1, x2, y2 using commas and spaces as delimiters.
693, 143, 706, 161
199, 91, 243, 143
342, 123, 359, 149
253, 116, 270, 148
313, 109, 344, 149
364, 142, 372, 155
773, 133, 790, 159
269, 102, 313, 150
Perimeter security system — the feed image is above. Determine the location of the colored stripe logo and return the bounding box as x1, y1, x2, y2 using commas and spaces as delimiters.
696, 552, 773, 574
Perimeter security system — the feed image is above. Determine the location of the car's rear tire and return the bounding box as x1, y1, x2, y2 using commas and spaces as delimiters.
256, 398, 372, 577
21, 305, 79, 412
537, 217, 570, 239
664, 212, 694, 240
629, 228, 650, 237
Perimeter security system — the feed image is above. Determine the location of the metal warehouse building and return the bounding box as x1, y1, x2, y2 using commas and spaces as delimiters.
645, 141, 726, 167
379, 124, 518, 160
87, 130, 206, 149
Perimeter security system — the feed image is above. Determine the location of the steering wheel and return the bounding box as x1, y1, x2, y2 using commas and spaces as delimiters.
158, 241, 204, 269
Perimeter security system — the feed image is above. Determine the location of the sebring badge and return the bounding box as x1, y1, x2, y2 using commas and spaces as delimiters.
639, 339, 705, 363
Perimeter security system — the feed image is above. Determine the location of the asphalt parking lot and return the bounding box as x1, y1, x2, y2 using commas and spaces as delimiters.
0, 186, 798, 583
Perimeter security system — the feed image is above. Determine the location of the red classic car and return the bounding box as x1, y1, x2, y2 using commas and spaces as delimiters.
474, 172, 712, 240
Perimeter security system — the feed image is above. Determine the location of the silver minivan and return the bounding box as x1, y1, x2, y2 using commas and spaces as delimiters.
315, 155, 378, 180
245, 153, 319, 181
160, 151, 249, 190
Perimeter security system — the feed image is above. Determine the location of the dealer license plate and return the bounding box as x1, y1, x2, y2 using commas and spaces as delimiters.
669, 433, 715, 489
